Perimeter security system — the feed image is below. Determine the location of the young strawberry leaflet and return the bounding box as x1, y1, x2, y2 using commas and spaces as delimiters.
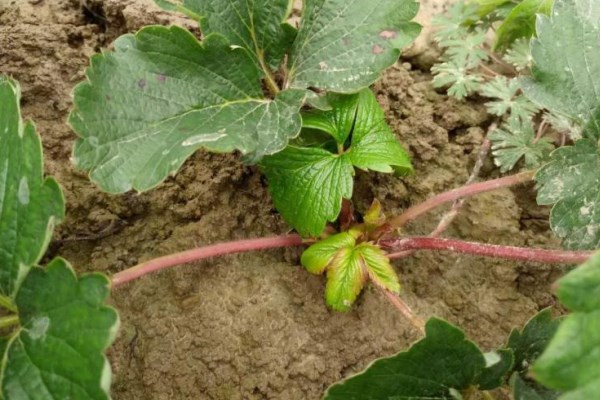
494, 0, 553, 51
301, 231, 399, 311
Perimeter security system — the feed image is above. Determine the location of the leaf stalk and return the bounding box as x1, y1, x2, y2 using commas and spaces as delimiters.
0, 315, 19, 330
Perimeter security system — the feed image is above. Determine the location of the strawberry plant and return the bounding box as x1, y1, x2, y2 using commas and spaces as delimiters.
0, 76, 119, 399
3, 0, 600, 398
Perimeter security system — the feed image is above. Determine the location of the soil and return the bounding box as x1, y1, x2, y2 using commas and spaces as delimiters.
0, 1, 566, 399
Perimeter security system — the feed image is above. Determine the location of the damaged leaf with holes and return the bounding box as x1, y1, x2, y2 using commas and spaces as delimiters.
70, 0, 421, 194
261, 89, 412, 237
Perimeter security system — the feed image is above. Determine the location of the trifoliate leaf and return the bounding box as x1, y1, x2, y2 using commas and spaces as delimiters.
70, 26, 305, 193
323, 318, 487, 399
489, 118, 553, 172
155, 0, 296, 71
532, 253, 600, 399
287, 0, 421, 92
432, 61, 483, 99
301, 92, 360, 144
263, 89, 411, 236
480, 76, 541, 120
476, 350, 514, 390
0, 76, 64, 298
521, 0, 600, 139
347, 89, 412, 175
495, 0, 553, 51
261, 147, 354, 237
301, 233, 399, 311
432, 2, 479, 42
503, 38, 534, 71
438, 29, 489, 68
1, 258, 119, 400
535, 139, 600, 249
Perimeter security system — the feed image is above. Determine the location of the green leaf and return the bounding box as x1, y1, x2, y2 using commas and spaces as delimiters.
532, 253, 600, 399
155, 0, 296, 71
432, 2, 479, 42
556, 252, 600, 312
495, 0, 553, 51
70, 26, 305, 193
521, 0, 600, 139
1, 258, 119, 400
302, 93, 360, 144
503, 38, 534, 71
476, 349, 514, 390
301, 231, 358, 274
263, 89, 410, 236
354, 243, 400, 293
287, 0, 421, 92
347, 90, 412, 175
323, 318, 487, 399
438, 29, 489, 69
535, 139, 600, 249
301, 234, 399, 311
325, 246, 368, 312
0, 76, 64, 298
480, 76, 540, 120
261, 146, 354, 237
534, 310, 600, 395
432, 61, 484, 99
507, 309, 561, 375
511, 373, 561, 400
470, 0, 514, 19
489, 118, 553, 172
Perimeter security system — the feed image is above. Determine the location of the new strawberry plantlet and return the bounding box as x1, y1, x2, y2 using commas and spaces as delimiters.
0, 76, 119, 399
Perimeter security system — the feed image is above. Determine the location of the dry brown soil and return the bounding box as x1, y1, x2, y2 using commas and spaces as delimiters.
0, 1, 565, 399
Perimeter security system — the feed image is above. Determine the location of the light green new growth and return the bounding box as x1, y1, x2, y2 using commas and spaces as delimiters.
301, 230, 400, 311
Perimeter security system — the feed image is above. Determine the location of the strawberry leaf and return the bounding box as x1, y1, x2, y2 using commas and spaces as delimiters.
533, 252, 600, 398
301, 233, 399, 311
261, 147, 354, 237
323, 318, 487, 398
287, 0, 421, 92
535, 139, 600, 249
1, 258, 119, 400
0, 76, 64, 298
70, 26, 305, 193
521, 0, 600, 139
155, 0, 296, 71
262, 89, 411, 236
347, 90, 412, 175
